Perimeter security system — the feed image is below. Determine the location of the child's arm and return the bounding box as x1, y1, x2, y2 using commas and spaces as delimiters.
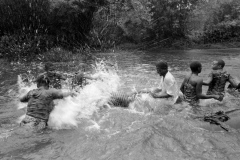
150, 77, 174, 99
19, 91, 31, 102
180, 78, 186, 93
196, 78, 219, 100
150, 91, 171, 98
51, 89, 77, 99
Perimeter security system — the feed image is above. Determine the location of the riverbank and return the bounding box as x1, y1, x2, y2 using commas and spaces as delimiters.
115, 41, 240, 51
189, 42, 240, 50
1, 41, 240, 63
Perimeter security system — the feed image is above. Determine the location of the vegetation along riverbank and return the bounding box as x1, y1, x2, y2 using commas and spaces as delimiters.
0, 0, 240, 62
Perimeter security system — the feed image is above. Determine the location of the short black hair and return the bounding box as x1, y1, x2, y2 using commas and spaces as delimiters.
156, 61, 168, 70
35, 75, 50, 87
217, 59, 225, 68
190, 61, 202, 72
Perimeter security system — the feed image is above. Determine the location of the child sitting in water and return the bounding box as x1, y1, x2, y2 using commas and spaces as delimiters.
203, 59, 240, 96
134, 61, 180, 104
36, 62, 67, 89
180, 61, 222, 106
20, 75, 76, 130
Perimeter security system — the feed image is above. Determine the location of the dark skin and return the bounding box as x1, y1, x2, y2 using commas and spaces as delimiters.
150, 67, 172, 98
180, 66, 220, 101
20, 83, 76, 102
203, 60, 237, 87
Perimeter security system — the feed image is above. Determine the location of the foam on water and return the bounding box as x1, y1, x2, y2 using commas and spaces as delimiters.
17, 61, 121, 129
17, 74, 37, 109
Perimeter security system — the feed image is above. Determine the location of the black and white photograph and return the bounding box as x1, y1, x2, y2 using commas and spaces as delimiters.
1, 0, 240, 159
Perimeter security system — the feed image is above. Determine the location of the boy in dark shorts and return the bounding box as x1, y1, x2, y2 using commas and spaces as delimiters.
20, 75, 76, 130
180, 61, 222, 106
203, 59, 239, 96
37, 62, 67, 89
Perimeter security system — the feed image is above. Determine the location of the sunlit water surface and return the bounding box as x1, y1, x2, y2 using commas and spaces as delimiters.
1, 49, 240, 160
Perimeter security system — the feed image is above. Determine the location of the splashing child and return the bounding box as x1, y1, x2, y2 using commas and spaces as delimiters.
19, 75, 76, 130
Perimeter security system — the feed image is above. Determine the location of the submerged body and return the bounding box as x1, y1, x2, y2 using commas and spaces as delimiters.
207, 70, 231, 96
204, 60, 238, 96
155, 71, 179, 103
182, 74, 199, 106
180, 61, 221, 107
20, 75, 74, 130
20, 88, 65, 129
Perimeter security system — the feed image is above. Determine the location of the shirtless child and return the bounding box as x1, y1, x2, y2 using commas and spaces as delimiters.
180, 61, 222, 106
203, 59, 239, 96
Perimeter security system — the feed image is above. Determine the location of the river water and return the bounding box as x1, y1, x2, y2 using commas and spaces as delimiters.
1, 48, 240, 160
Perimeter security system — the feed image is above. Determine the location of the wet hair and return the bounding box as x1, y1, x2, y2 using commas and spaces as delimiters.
35, 75, 50, 87
217, 59, 225, 68
44, 62, 54, 71
156, 61, 168, 70
190, 61, 202, 72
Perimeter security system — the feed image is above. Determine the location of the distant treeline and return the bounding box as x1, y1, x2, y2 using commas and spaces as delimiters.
0, 0, 240, 61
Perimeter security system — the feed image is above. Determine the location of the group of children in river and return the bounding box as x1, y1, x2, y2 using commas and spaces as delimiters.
19, 60, 240, 130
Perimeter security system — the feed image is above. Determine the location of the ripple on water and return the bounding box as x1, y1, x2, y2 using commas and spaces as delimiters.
1, 49, 240, 159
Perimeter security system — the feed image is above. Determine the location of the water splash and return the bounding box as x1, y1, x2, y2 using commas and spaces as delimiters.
17, 73, 37, 109
17, 60, 121, 130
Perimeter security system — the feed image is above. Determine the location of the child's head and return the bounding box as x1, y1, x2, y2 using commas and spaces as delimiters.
44, 62, 55, 72
36, 75, 50, 88
156, 61, 168, 76
190, 61, 202, 73
212, 59, 225, 70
